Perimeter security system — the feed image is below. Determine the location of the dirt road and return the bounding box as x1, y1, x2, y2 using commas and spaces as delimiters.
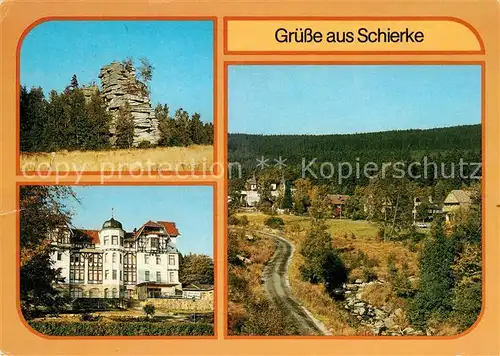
261, 232, 330, 336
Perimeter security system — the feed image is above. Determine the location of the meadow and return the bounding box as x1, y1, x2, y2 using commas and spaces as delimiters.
20, 145, 213, 173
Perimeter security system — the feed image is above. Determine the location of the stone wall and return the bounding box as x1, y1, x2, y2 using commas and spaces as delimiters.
140, 293, 213, 312
98, 62, 159, 146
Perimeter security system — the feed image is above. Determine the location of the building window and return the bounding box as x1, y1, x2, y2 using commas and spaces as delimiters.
169, 255, 175, 265
120, 254, 122, 264
145, 271, 150, 281
104, 253, 108, 263
151, 238, 159, 249
70, 288, 83, 298
112, 252, 117, 263
88, 254, 103, 284
103, 236, 109, 245
156, 271, 161, 282
112, 235, 118, 245
124, 253, 137, 284
119, 236, 123, 246
144, 255, 149, 264
70, 253, 85, 284
112, 270, 117, 280
112, 288, 118, 298
57, 251, 62, 261
105, 270, 109, 280
104, 288, 109, 298
156, 256, 161, 265
169, 272, 175, 282
120, 271, 123, 281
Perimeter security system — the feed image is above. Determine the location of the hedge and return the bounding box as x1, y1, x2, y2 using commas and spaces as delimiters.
29, 321, 214, 336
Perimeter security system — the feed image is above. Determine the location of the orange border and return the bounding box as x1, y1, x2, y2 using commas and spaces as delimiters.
16, 17, 219, 177
16, 181, 218, 339
223, 16, 485, 55
223, 61, 485, 339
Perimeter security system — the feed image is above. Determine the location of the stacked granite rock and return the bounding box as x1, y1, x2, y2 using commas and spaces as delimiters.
98, 61, 159, 146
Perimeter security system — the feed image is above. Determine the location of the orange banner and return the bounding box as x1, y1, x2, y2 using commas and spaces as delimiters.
225, 18, 484, 54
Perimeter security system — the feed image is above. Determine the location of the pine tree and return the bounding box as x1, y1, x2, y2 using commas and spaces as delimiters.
282, 180, 293, 209
189, 112, 204, 144
20, 87, 48, 152
156, 104, 172, 146
409, 216, 454, 328
70, 74, 79, 89
65, 86, 92, 149
138, 57, 154, 92
115, 103, 135, 148
173, 108, 192, 146
86, 90, 111, 149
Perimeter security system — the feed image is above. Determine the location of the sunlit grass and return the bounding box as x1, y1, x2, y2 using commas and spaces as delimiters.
20, 145, 213, 172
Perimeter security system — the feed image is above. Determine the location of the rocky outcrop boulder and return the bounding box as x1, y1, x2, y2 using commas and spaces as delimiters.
342, 280, 425, 336
98, 62, 159, 146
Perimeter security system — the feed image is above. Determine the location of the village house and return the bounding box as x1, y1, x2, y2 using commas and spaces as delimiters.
328, 194, 350, 218
412, 196, 443, 224
239, 173, 287, 207
50, 216, 183, 300
443, 189, 472, 223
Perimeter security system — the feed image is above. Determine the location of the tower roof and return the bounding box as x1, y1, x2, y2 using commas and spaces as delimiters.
102, 217, 123, 230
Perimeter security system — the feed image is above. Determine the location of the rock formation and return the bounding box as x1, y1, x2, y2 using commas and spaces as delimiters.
341, 280, 429, 336
98, 61, 159, 146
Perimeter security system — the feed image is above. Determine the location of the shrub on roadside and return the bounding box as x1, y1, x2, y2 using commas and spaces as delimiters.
239, 299, 299, 336
264, 217, 285, 229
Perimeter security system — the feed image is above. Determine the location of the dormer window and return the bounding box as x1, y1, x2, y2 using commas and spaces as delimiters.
151, 238, 159, 249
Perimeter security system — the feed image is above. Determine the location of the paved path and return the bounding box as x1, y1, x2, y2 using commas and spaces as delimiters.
260, 231, 330, 336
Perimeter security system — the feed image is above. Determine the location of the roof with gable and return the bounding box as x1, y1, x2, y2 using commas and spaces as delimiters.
78, 229, 100, 244
327, 194, 350, 205
134, 220, 180, 238
157, 221, 180, 236
445, 190, 472, 204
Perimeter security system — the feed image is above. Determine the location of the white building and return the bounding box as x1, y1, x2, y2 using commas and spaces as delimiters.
239, 174, 287, 207
51, 217, 182, 300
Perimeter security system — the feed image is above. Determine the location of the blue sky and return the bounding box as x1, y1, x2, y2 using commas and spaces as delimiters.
228, 65, 481, 134
64, 186, 213, 257
21, 20, 213, 122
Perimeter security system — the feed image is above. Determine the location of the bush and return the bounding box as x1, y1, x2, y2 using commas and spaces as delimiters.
451, 281, 482, 330
264, 217, 285, 229
363, 267, 377, 282
143, 303, 155, 318
228, 215, 240, 226
137, 140, 153, 149
239, 299, 299, 336
239, 215, 249, 226
80, 312, 101, 322
29, 321, 214, 336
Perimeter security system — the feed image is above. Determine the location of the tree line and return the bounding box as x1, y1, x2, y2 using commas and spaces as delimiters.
228, 125, 481, 193
20, 75, 213, 152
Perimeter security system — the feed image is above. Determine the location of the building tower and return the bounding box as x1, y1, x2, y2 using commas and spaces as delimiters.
100, 216, 125, 298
